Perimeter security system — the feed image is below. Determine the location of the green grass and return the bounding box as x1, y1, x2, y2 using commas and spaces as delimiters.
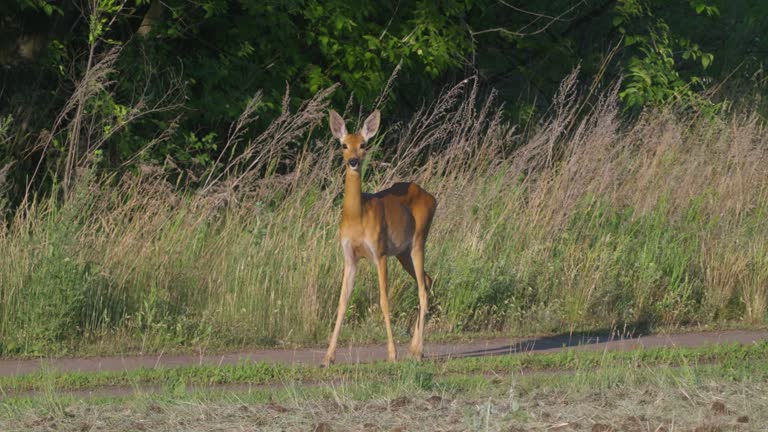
2, 79, 768, 358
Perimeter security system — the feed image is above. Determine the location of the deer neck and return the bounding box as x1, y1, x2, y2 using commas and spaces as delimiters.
342, 169, 363, 221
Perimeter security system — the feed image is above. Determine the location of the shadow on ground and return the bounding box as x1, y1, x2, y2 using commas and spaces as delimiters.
427, 323, 653, 360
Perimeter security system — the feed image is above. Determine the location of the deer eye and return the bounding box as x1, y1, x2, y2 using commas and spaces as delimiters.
342, 144, 348, 150
359, 143, 365, 150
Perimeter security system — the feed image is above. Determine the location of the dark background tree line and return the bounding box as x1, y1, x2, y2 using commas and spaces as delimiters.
1, 0, 767, 206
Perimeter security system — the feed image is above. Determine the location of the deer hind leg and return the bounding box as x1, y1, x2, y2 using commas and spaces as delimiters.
396, 252, 433, 292
399, 247, 431, 360
375, 255, 397, 362
322, 255, 357, 367
397, 251, 434, 288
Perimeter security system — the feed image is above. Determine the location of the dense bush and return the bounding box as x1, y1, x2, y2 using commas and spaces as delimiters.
3, 0, 767, 199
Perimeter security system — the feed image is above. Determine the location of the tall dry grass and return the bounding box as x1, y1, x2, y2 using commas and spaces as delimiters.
1, 72, 767, 355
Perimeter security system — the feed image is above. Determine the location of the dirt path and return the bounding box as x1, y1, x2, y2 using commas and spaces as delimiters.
1, 329, 765, 377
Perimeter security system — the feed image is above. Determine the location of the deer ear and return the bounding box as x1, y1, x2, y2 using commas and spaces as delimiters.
329, 110, 347, 140
360, 110, 380, 142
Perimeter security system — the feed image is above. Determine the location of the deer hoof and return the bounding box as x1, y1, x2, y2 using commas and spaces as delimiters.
408, 346, 423, 361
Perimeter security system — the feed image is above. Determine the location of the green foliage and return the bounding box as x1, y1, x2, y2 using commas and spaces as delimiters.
5, 0, 761, 185
614, 0, 719, 109
157, 0, 473, 112
15, 0, 63, 15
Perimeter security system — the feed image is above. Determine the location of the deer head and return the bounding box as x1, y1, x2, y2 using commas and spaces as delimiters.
329, 110, 380, 173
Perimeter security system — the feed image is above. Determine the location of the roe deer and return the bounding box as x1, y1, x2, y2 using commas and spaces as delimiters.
322, 109, 437, 366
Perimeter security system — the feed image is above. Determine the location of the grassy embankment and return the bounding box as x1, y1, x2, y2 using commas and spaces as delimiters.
1, 74, 768, 356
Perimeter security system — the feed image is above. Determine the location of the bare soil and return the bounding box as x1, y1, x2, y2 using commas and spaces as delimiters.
4, 380, 766, 431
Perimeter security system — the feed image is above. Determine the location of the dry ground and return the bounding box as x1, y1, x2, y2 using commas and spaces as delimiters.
2, 330, 767, 431
3, 368, 766, 431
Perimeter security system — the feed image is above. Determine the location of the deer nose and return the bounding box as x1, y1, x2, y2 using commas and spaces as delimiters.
348, 158, 360, 169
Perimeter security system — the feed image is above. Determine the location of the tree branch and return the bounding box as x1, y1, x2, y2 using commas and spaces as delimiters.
470, 1, 586, 38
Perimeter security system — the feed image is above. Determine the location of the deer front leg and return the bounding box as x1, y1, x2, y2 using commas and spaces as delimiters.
375, 255, 397, 362
323, 256, 356, 367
